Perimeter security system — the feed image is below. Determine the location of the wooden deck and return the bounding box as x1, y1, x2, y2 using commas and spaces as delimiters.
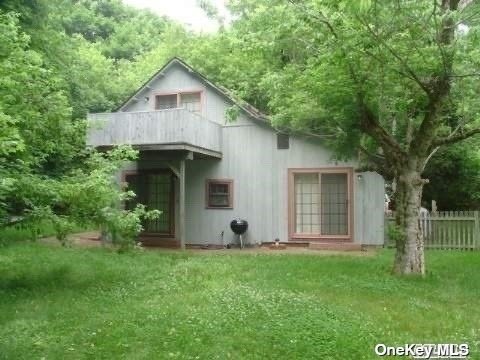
87, 109, 222, 157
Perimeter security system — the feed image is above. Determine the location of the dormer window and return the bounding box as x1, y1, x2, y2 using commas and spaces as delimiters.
155, 92, 201, 113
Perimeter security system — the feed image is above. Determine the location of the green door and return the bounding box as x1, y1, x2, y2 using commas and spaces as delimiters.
125, 171, 175, 235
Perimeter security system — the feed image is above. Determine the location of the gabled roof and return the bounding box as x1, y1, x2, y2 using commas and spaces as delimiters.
116, 57, 269, 123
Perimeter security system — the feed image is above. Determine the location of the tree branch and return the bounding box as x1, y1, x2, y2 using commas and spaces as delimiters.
357, 145, 395, 180
358, 101, 408, 162
433, 0, 451, 77
432, 127, 480, 146
449, 73, 480, 78
288, 1, 406, 161
361, 49, 424, 82
411, 0, 458, 156
358, 145, 386, 164
422, 145, 440, 172
355, 15, 431, 95
288, 0, 339, 38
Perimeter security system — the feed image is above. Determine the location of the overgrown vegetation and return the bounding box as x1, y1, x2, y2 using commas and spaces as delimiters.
0, 221, 57, 246
0, 244, 478, 358
423, 139, 480, 210
0, 1, 165, 246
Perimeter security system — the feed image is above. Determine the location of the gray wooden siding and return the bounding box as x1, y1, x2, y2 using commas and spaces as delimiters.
87, 109, 222, 153
353, 172, 385, 245
121, 63, 251, 126
184, 118, 385, 246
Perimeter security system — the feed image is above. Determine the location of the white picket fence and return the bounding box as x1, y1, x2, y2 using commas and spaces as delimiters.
386, 211, 480, 250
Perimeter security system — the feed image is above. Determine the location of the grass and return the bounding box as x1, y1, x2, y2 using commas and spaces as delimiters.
0, 221, 88, 246
0, 242, 479, 359
0, 221, 57, 245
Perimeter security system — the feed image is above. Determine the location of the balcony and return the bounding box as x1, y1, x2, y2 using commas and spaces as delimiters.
87, 109, 222, 158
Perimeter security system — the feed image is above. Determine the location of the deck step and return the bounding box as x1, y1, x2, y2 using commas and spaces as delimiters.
139, 238, 179, 248
262, 241, 309, 248
308, 242, 362, 251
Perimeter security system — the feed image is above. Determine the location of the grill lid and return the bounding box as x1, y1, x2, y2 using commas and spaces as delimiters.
230, 219, 248, 234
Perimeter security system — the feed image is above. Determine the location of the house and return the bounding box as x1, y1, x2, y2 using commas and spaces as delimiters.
87, 58, 385, 249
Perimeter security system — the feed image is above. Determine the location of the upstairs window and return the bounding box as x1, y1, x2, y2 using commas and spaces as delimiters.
180, 93, 201, 113
155, 94, 177, 110
155, 92, 201, 113
206, 179, 233, 209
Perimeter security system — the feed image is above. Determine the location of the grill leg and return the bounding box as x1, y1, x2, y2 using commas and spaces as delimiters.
239, 234, 243, 249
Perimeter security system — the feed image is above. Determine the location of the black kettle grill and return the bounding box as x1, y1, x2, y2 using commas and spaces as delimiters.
230, 219, 248, 248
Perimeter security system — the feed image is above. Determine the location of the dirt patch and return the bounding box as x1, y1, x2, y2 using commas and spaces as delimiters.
188, 246, 377, 256
39, 231, 109, 248
39, 232, 377, 256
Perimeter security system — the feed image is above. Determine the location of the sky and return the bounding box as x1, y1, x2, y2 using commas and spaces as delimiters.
122, 0, 230, 32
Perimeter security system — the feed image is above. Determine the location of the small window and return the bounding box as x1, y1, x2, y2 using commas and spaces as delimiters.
154, 92, 202, 113
206, 180, 233, 208
277, 133, 289, 149
155, 94, 177, 110
180, 92, 201, 113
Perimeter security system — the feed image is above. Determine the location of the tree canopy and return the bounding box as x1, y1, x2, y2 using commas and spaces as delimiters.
203, 0, 480, 274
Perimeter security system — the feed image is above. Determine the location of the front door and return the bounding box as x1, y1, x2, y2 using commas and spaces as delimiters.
125, 170, 175, 236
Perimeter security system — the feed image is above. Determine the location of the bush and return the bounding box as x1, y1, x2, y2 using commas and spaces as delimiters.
1, 145, 160, 249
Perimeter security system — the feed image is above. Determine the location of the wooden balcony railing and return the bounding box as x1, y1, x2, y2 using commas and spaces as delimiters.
87, 109, 222, 155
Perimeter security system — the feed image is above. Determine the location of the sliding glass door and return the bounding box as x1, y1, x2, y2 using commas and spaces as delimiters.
320, 173, 349, 235
290, 169, 352, 239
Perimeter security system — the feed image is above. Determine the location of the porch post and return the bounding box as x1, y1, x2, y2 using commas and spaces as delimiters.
179, 158, 186, 250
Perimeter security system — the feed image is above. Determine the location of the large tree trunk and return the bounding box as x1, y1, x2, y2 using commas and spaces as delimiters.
392, 169, 425, 275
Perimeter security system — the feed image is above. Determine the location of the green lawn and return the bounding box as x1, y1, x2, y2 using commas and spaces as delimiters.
0, 243, 479, 359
